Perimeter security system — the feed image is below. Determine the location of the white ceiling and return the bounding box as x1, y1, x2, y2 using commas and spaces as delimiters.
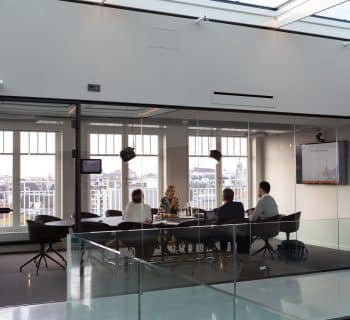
79, 0, 350, 38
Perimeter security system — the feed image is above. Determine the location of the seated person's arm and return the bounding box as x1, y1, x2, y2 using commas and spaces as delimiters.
250, 201, 263, 222
216, 207, 224, 224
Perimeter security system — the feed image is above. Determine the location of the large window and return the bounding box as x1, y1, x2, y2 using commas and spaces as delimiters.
20, 132, 57, 225
221, 136, 248, 208
189, 136, 217, 210
128, 134, 159, 208
0, 130, 59, 232
89, 133, 122, 215
189, 133, 249, 210
0, 131, 13, 227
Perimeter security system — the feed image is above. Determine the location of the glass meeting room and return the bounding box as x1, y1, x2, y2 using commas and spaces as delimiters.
1, 100, 350, 319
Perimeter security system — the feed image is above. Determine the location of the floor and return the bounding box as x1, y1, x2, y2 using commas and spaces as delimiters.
2, 270, 350, 320
0, 252, 66, 308
1, 239, 350, 311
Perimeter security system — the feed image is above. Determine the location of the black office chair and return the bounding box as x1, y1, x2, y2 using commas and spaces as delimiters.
105, 210, 123, 217
280, 212, 301, 240
151, 208, 158, 215
34, 215, 68, 263
172, 219, 211, 254
216, 218, 249, 253
72, 211, 99, 219
117, 222, 158, 259
251, 215, 281, 259
20, 220, 65, 275
80, 221, 111, 233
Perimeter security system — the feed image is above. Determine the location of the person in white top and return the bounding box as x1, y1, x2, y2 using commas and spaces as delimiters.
124, 189, 152, 223
250, 181, 279, 222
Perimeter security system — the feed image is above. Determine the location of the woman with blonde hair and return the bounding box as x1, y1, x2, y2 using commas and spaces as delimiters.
159, 185, 179, 214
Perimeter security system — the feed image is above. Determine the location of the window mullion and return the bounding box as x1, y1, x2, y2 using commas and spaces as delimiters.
12, 132, 21, 230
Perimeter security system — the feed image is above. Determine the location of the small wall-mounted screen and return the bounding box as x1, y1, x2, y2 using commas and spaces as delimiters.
81, 159, 102, 174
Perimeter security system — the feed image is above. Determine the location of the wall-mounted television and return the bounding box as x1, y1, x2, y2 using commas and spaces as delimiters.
81, 159, 102, 174
296, 141, 347, 185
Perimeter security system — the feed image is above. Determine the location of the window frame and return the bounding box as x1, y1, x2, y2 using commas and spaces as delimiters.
188, 128, 250, 209
0, 121, 63, 233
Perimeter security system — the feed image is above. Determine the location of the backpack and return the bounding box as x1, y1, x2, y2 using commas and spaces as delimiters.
277, 240, 308, 261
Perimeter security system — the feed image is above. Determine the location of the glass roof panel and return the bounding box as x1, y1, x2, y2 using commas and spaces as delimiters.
215, 0, 288, 9
315, 2, 350, 22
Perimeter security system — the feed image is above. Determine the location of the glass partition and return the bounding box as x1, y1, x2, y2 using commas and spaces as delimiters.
68, 231, 301, 320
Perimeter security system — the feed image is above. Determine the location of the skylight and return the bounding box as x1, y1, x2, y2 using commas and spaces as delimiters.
315, 2, 350, 22
220, 0, 288, 9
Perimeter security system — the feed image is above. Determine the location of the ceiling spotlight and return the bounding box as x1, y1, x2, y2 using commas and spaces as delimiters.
0, 80, 4, 85
209, 149, 222, 162
343, 41, 350, 47
120, 147, 136, 162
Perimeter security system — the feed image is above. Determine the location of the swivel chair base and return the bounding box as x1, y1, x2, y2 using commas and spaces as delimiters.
19, 243, 65, 276
252, 239, 278, 260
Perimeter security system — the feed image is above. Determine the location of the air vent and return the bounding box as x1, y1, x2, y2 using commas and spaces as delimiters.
212, 91, 275, 109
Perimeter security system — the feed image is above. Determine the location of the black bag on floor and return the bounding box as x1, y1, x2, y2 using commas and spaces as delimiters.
277, 240, 308, 261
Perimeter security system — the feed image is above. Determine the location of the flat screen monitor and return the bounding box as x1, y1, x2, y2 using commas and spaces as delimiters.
81, 159, 102, 174
296, 141, 347, 185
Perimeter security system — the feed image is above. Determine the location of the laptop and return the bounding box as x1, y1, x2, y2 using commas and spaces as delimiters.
205, 210, 217, 223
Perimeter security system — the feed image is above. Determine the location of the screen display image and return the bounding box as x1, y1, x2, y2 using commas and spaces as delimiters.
81, 159, 102, 174
296, 141, 347, 185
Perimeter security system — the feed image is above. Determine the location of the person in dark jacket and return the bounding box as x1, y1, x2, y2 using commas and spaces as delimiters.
216, 188, 245, 252
216, 188, 244, 224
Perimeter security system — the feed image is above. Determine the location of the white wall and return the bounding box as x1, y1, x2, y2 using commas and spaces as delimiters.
262, 129, 350, 249
1, 0, 350, 116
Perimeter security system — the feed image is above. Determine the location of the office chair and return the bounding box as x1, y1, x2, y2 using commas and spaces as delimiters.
172, 219, 211, 254
72, 211, 99, 219
151, 208, 158, 216
34, 215, 67, 263
80, 221, 111, 232
280, 212, 301, 240
251, 215, 281, 259
20, 220, 65, 275
117, 222, 158, 259
105, 209, 123, 217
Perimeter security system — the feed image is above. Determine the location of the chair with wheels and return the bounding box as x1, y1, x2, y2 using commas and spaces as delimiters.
20, 220, 65, 276
280, 212, 301, 240
251, 215, 281, 259
34, 215, 68, 264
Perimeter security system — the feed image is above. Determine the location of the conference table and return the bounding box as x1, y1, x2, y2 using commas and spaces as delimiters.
45, 215, 202, 262
45, 215, 199, 229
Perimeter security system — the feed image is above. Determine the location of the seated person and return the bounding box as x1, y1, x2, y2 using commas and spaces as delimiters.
159, 185, 179, 215
250, 181, 278, 222
216, 188, 245, 224
215, 188, 245, 252
124, 189, 152, 223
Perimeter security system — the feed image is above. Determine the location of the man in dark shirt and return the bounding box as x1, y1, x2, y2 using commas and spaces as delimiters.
216, 188, 245, 252
216, 188, 245, 224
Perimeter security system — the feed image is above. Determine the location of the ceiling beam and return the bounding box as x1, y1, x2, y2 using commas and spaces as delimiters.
275, 0, 348, 28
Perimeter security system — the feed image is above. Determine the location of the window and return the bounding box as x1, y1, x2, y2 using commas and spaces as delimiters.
20, 132, 57, 225
189, 136, 217, 210
0, 131, 13, 227
128, 134, 159, 208
221, 136, 248, 208
89, 133, 122, 215
188, 133, 249, 210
